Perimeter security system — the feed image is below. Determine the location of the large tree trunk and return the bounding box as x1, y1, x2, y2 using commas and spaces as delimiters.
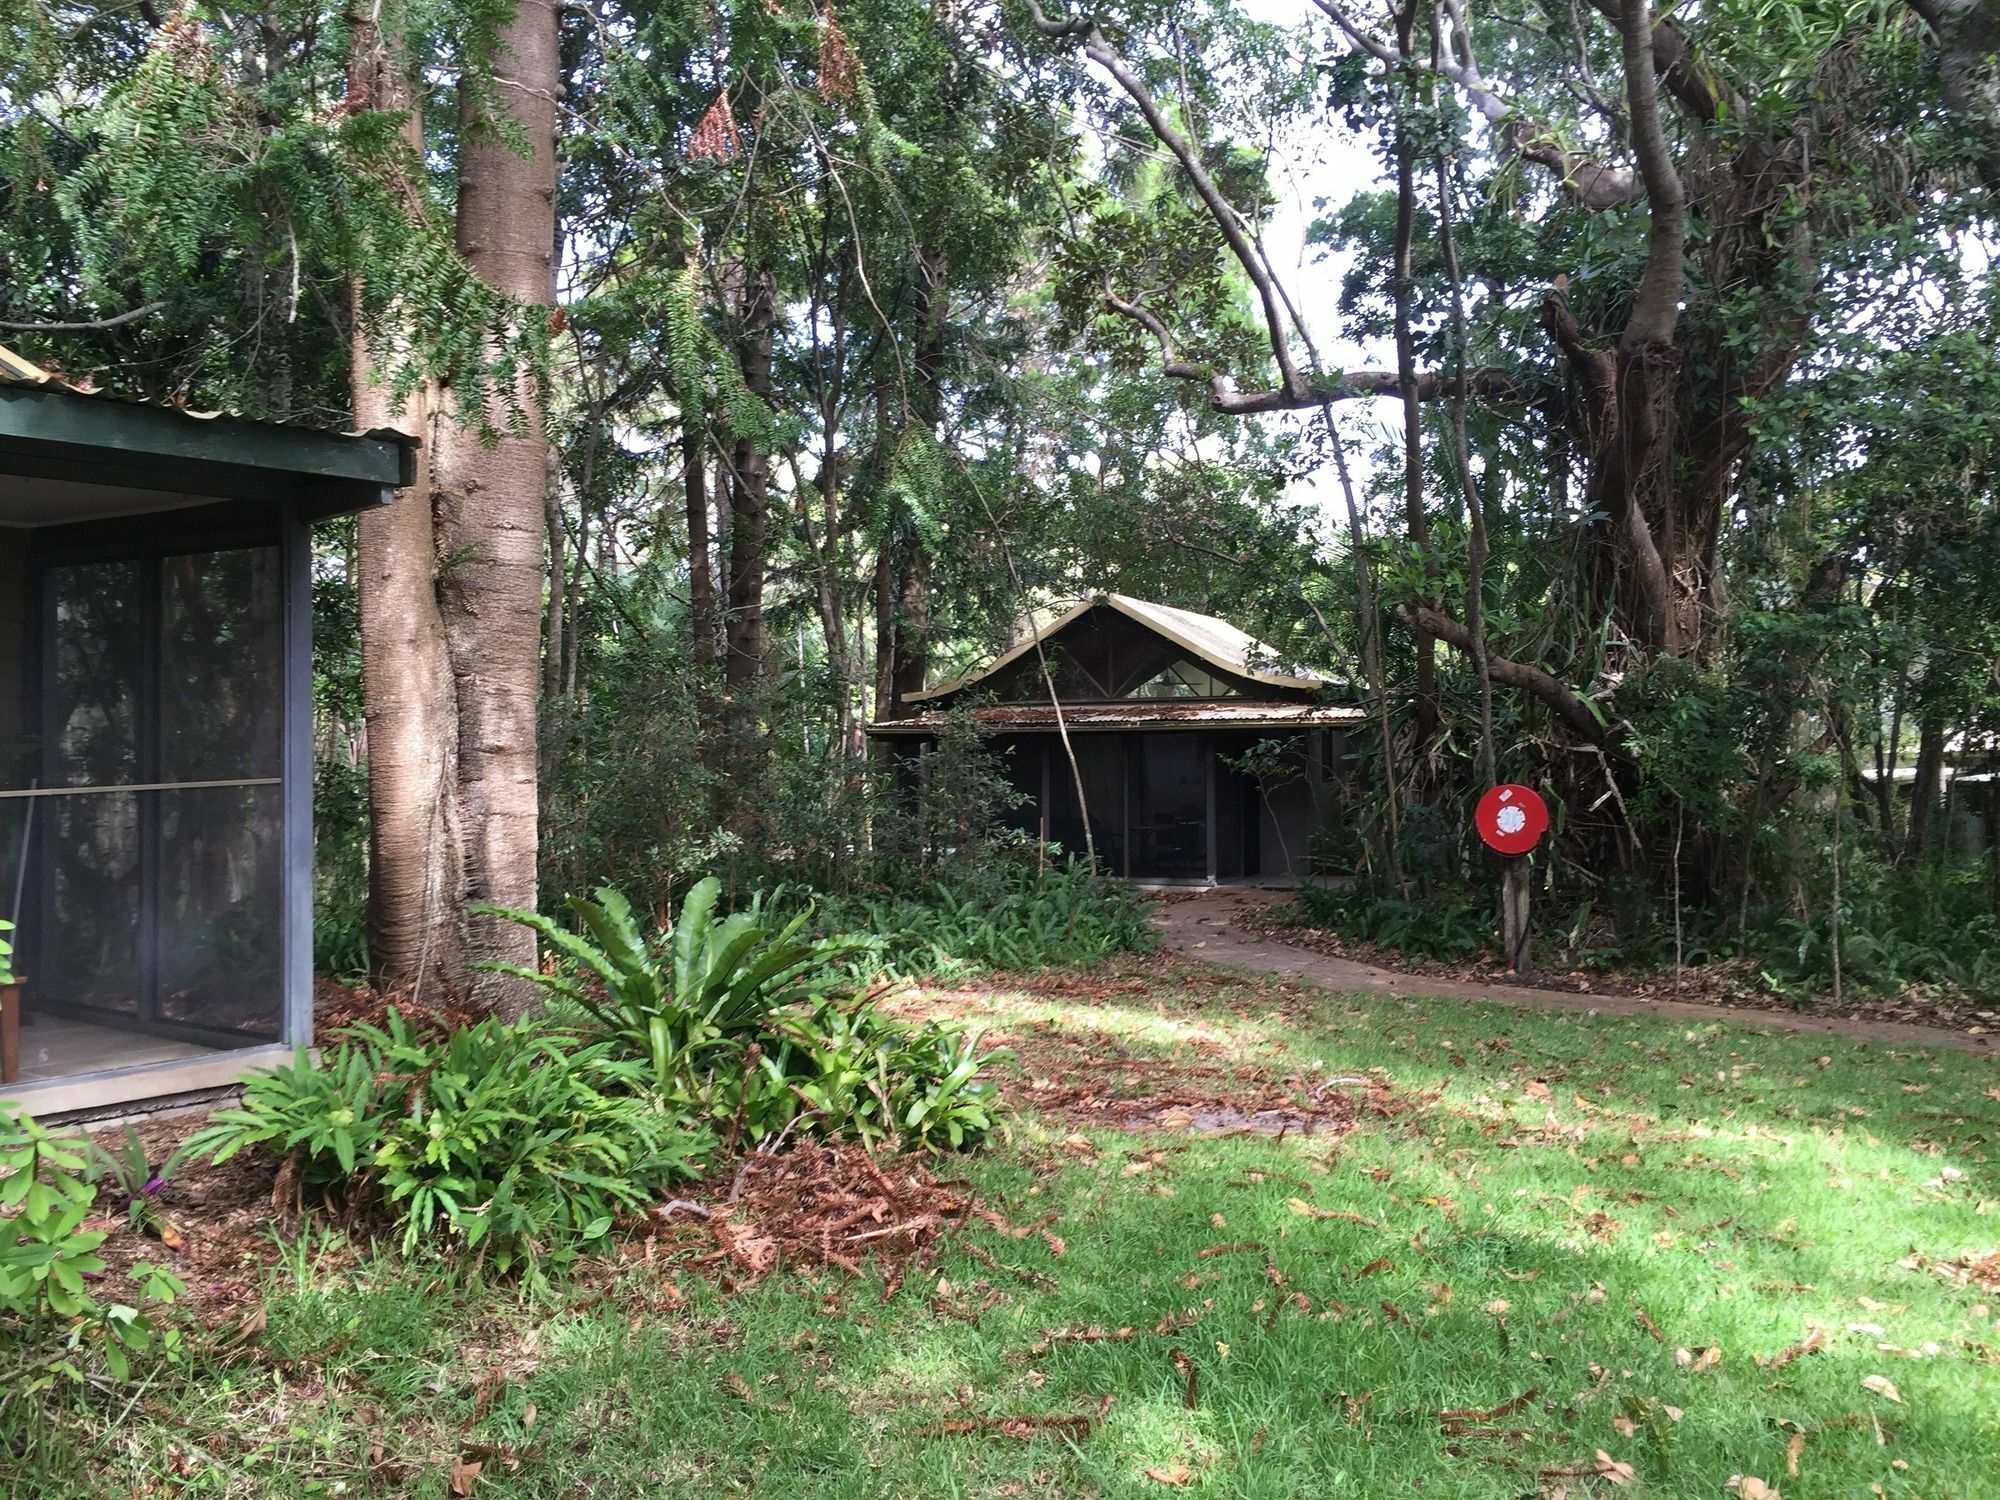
348, 2, 466, 1003
429, 0, 558, 1014
1904, 707, 1949, 866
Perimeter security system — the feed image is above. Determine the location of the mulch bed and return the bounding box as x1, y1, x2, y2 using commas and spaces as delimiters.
315, 976, 487, 1039
1241, 909, 2000, 1038
643, 1138, 980, 1299
83, 1113, 289, 1326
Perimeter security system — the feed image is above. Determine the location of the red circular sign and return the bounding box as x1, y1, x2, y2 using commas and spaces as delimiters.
1476, 784, 1549, 856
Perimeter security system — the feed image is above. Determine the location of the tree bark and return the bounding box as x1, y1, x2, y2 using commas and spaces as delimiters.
722, 261, 776, 826
685, 417, 718, 670
347, 0, 465, 1003
1391, 8, 1436, 750
428, 0, 559, 1014
1904, 707, 1949, 866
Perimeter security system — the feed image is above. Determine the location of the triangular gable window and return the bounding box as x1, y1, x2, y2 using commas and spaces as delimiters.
1128, 659, 1240, 699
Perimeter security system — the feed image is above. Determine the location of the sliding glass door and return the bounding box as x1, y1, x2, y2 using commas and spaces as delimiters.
33, 546, 285, 1044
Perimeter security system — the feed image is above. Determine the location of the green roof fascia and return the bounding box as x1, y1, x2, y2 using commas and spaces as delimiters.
0, 384, 414, 489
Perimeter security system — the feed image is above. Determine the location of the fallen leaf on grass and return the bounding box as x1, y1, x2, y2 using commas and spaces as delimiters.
1727, 1477, 1780, 1499
1144, 1462, 1194, 1485
1633, 1303, 1666, 1343
1861, 1374, 1903, 1404
1594, 1450, 1636, 1486
1762, 1326, 1826, 1369
1439, 1389, 1540, 1429
448, 1457, 482, 1496
1196, 1241, 1265, 1260
1675, 1345, 1722, 1372
1284, 1198, 1385, 1229
917, 1413, 1096, 1440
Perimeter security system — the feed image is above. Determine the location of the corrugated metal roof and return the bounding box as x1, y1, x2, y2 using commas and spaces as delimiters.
906, 593, 1331, 703
866, 701, 1366, 735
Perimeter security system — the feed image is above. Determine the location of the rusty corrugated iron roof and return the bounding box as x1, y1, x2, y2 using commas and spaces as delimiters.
865, 701, 1366, 735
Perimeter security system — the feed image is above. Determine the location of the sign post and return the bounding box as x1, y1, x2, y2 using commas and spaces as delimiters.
1474, 784, 1549, 976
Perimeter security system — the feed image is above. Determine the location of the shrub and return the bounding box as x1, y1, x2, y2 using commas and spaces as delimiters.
187, 1041, 385, 1199
1, 1104, 182, 1397
822, 862, 1158, 977
489, 880, 1003, 1152
1287, 881, 1490, 963
481, 878, 864, 1113
768, 995, 1001, 1151
1747, 856, 2000, 1000
189, 1012, 705, 1278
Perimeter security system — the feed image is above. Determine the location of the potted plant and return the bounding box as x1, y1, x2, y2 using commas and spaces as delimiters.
0, 917, 18, 1085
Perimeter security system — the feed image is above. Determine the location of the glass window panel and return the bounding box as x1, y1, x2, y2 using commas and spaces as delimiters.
161, 547, 282, 782
50, 559, 143, 788
42, 790, 141, 1016
156, 784, 282, 1038
1132, 734, 1206, 877
1, 530, 30, 792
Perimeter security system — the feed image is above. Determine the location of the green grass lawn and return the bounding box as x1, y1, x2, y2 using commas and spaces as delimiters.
55, 961, 2000, 1498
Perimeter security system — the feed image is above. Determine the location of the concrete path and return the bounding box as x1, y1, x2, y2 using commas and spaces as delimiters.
1154, 887, 1997, 1055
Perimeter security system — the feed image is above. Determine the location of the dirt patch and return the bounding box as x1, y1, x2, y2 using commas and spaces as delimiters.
1239, 903, 2000, 1039
81, 1113, 288, 1325
1158, 888, 1998, 1054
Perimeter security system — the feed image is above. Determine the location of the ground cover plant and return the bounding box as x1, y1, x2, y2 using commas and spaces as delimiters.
18, 959, 1995, 1497
170, 879, 1001, 1290
0, 1103, 182, 1444
818, 862, 1160, 979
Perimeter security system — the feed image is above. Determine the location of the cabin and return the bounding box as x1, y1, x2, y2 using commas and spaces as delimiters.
0, 345, 412, 1116
866, 594, 1362, 882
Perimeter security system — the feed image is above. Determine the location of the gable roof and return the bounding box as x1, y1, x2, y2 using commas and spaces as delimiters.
906, 593, 1331, 704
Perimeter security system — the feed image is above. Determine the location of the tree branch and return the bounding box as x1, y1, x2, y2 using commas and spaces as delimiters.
1101, 281, 1528, 411
1581, 0, 1741, 124
1402, 603, 1610, 744
1614, 0, 1688, 349
1026, 0, 1310, 399
0, 300, 166, 332
1316, 0, 1643, 208
1902, 0, 2000, 162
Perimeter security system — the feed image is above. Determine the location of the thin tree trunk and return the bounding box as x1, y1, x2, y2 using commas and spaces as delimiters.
722, 262, 776, 829
1394, 3, 1436, 751
685, 417, 717, 670
430, 0, 558, 1014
